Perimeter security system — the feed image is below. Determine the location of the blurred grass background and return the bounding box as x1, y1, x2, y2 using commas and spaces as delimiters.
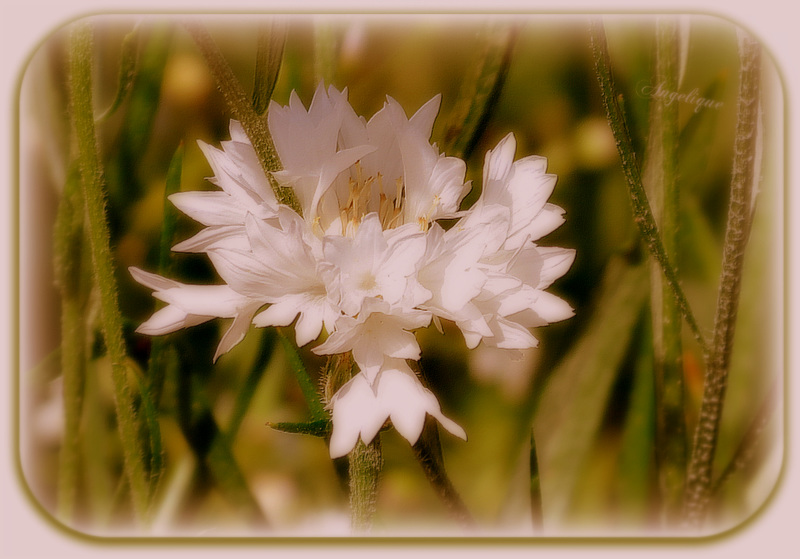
18, 14, 782, 535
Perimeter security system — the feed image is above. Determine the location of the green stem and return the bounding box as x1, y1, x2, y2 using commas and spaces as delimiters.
69, 22, 151, 522
645, 17, 686, 523
183, 20, 300, 214
683, 31, 762, 528
349, 438, 383, 533
54, 164, 87, 522
589, 19, 708, 354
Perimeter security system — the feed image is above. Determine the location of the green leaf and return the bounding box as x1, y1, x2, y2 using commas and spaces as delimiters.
267, 419, 331, 438
442, 23, 517, 160
252, 21, 286, 114
146, 143, 184, 406
106, 23, 172, 206
225, 328, 277, 441
96, 23, 140, 121
277, 328, 327, 422
173, 355, 269, 526
534, 258, 649, 525
615, 316, 657, 524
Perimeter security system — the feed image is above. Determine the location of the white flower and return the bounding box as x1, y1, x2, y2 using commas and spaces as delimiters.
132, 85, 574, 458
326, 359, 467, 459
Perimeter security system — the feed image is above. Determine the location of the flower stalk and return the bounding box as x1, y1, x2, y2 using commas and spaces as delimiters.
54, 164, 88, 522
683, 31, 762, 528
349, 438, 383, 532
69, 22, 151, 522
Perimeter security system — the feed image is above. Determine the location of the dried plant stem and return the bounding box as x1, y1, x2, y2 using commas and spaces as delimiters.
69, 22, 151, 522
589, 19, 707, 354
683, 32, 762, 528
183, 21, 300, 214
645, 18, 686, 523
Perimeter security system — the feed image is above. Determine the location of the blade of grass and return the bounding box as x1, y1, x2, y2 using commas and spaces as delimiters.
615, 314, 657, 525
683, 31, 762, 528
443, 23, 518, 160
534, 258, 649, 525
54, 162, 88, 522
106, 23, 172, 208
225, 328, 278, 441
183, 20, 300, 215
146, 143, 184, 406
174, 352, 268, 526
643, 17, 687, 523
252, 20, 286, 115
69, 21, 151, 522
589, 18, 708, 354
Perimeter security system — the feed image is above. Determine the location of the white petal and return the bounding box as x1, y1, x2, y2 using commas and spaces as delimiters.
169, 192, 247, 226
532, 291, 575, 323
213, 304, 260, 362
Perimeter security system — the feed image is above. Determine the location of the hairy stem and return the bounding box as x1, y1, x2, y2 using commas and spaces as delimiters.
183, 20, 300, 214
349, 438, 383, 533
683, 31, 762, 528
69, 22, 151, 522
54, 166, 87, 522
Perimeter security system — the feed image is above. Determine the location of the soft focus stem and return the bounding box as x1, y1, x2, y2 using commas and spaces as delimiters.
69, 22, 151, 522
589, 18, 708, 354
683, 31, 761, 528
54, 166, 87, 522
349, 438, 383, 533
645, 17, 686, 523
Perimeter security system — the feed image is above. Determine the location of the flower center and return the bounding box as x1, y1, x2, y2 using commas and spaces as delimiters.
340, 161, 405, 235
